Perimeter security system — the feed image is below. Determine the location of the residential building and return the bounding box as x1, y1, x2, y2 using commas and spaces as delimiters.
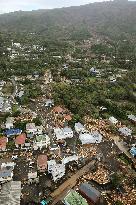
54, 127, 73, 140
128, 114, 136, 123
75, 122, 85, 133
79, 131, 102, 145
62, 155, 78, 165
109, 116, 118, 124
53, 106, 64, 114
45, 99, 54, 107
63, 189, 88, 205
47, 160, 65, 182
33, 134, 50, 150
26, 123, 37, 134
4, 128, 22, 137
37, 155, 47, 172
0, 160, 16, 183
5, 117, 14, 129
118, 127, 132, 136
0, 137, 8, 151
14, 133, 26, 148
79, 183, 101, 205
130, 147, 136, 157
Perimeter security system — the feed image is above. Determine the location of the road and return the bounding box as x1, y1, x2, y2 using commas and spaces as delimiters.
50, 159, 97, 205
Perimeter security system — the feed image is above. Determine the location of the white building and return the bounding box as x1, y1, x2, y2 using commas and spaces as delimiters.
5, 117, 14, 129
47, 160, 65, 182
128, 114, 136, 123
62, 155, 78, 165
118, 127, 132, 136
109, 116, 118, 124
54, 127, 73, 140
26, 123, 37, 134
79, 131, 102, 145
75, 122, 85, 133
33, 134, 50, 150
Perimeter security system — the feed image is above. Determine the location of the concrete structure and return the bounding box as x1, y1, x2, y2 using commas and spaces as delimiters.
79, 131, 102, 145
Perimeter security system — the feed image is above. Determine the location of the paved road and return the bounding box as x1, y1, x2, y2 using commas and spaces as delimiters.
50, 159, 97, 205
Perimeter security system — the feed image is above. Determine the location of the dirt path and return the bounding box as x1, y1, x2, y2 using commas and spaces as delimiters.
50, 159, 97, 205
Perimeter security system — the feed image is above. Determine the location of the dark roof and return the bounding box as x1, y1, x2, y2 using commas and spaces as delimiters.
79, 183, 100, 203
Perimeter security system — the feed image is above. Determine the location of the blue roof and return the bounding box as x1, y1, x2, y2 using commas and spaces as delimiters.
40, 200, 48, 205
130, 147, 136, 157
0, 170, 11, 178
4, 128, 22, 136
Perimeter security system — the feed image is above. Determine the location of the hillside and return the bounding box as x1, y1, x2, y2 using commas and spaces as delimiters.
0, 1, 136, 40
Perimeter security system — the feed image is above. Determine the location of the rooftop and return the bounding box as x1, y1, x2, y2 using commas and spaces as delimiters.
64, 190, 88, 205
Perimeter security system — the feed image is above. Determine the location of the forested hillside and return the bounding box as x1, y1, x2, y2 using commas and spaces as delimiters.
0, 1, 136, 40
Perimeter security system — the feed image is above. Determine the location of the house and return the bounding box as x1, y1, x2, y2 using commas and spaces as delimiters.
14, 133, 26, 148
64, 115, 72, 121
37, 154, 47, 172
130, 147, 136, 157
0, 181, 21, 205
16, 90, 24, 98
128, 114, 136, 123
118, 127, 132, 136
53, 106, 64, 114
0, 160, 16, 183
63, 190, 88, 205
4, 128, 22, 137
0, 137, 8, 151
49, 144, 61, 157
75, 122, 85, 133
33, 134, 50, 150
109, 116, 118, 124
36, 125, 43, 135
54, 127, 73, 140
47, 160, 65, 182
109, 76, 116, 83
5, 117, 14, 129
28, 171, 38, 179
26, 123, 37, 134
79, 183, 101, 205
62, 155, 78, 165
45, 99, 54, 107
79, 131, 102, 145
